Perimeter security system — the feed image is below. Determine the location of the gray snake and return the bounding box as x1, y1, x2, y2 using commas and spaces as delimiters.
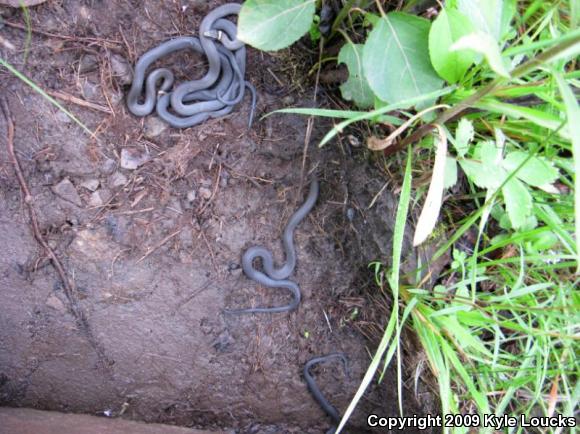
126, 3, 256, 128
226, 179, 319, 314
304, 353, 349, 434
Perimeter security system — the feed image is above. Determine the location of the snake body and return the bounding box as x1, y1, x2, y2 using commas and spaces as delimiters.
227, 179, 319, 314
126, 3, 255, 128
304, 353, 349, 434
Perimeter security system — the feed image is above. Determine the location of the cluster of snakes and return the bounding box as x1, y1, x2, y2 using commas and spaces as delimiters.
127, 4, 348, 432
227, 177, 348, 432
126, 3, 255, 128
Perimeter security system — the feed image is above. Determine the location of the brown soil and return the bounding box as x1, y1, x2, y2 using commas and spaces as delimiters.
0, 1, 440, 433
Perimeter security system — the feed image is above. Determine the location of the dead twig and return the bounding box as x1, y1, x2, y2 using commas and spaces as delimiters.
47, 90, 113, 114
0, 97, 109, 366
136, 229, 182, 264
3, 21, 122, 46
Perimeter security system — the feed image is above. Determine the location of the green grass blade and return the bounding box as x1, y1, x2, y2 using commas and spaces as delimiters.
275, 86, 455, 147
0, 57, 94, 137
335, 149, 413, 433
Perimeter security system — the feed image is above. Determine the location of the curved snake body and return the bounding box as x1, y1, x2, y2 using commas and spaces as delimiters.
304, 353, 349, 434
127, 3, 255, 128
227, 179, 319, 314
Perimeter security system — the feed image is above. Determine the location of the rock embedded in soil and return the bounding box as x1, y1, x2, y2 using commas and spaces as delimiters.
79, 55, 99, 74
109, 171, 128, 188
88, 189, 111, 207
143, 116, 168, 138
80, 179, 100, 192
110, 54, 133, 85
186, 190, 197, 203
120, 148, 150, 170
100, 157, 116, 175
52, 178, 82, 206
199, 187, 212, 200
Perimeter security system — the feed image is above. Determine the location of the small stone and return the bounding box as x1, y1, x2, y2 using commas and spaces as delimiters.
100, 158, 116, 175
81, 81, 99, 100
109, 171, 128, 188
80, 179, 100, 191
120, 148, 149, 170
45, 293, 66, 312
88, 189, 111, 207
79, 54, 99, 74
143, 116, 168, 138
110, 54, 132, 85
199, 187, 212, 200
282, 95, 295, 105
52, 178, 82, 206
186, 190, 197, 203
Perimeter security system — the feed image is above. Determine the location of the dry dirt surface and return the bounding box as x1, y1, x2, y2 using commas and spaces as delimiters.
0, 1, 439, 433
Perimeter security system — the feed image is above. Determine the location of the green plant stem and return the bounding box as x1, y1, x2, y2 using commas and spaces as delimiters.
391, 33, 580, 155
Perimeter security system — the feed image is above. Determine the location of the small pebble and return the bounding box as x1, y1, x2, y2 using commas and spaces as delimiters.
45, 294, 66, 312
109, 171, 128, 188
143, 116, 168, 138
79, 55, 99, 74
52, 178, 82, 206
110, 54, 132, 85
186, 190, 197, 203
199, 187, 212, 200
88, 189, 111, 207
120, 148, 149, 170
80, 179, 100, 192
100, 158, 116, 175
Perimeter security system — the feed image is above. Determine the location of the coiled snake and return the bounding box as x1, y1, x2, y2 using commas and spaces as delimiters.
127, 3, 255, 128
226, 179, 319, 314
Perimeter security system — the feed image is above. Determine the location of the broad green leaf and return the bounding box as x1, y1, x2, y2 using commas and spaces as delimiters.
459, 159, 505, 189
337, 43, 374, 108
363, 12, 443, 104
476, 140, 502, 166
454, 118, 474, 157
503, 151, 559, 187
444, 157, 458, 189
429, 9, 476, 83
451, 32, 510, 77
554, 72, 580, 272
502, 177, 533, 229
238, 0, 316, 51
460, 141, 506, 189
456, 0, 516, 40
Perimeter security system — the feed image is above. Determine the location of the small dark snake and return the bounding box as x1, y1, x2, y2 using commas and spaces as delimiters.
126, 3, 256, 128
304, 353, 349, 434
226, 179, 319, 314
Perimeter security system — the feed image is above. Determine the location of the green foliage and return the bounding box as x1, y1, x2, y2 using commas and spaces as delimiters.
363, 13, 443, 104
429, 9, 475, 83
238, 0, 579, 432
451, 130, 560, 230
238, 0, 316, 51
337, 43, 374, 108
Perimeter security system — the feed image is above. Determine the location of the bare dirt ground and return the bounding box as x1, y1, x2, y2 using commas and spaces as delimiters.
0, 1, 439, 433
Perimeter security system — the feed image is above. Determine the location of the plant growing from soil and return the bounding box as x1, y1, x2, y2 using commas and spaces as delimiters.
238, 0, 579, 432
